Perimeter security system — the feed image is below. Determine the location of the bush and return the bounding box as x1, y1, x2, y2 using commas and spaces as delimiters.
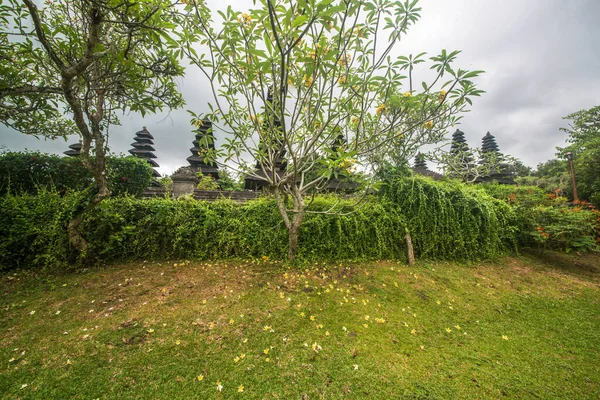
0, 191, 84, 270
0, 151, 152, 197
481, 183, 600, 252
383, 177, 518, 260
528, 200, 600, 253
0, 177, 521, 271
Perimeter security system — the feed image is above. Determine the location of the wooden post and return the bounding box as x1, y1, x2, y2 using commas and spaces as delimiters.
405, 229, 415, 266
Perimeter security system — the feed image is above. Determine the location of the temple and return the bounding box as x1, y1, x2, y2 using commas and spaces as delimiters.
244, 87, 286, 191
412, 152, 443, 180
186, 119, 219, 180
128, 127, 161, 178
63, 142, 82, 157
476, 131, 514, 184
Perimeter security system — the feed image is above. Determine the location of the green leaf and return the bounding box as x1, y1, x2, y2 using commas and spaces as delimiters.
292, 15, 308, 28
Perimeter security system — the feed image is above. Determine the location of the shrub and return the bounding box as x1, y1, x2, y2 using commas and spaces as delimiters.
0, 177, 521, 271
481, 184, 600, 252
0, 190, 84, 270
382, 176, 518, 260
0, 151, 152, 197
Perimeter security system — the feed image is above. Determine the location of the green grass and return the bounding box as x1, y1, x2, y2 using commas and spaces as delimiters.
1, 251, 599, 399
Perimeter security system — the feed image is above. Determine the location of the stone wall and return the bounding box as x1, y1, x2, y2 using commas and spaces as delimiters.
192, 190, 262, 202
139, 187, 262, 202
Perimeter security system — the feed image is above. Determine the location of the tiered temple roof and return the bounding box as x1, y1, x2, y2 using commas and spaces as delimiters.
481, 131, 500, 153
244, 87, 286, 191
450, 129, 471, 157
412, 153, 444, 180
128, 127, 160, 178
63, 142, 82, 157
413, 152, 427, 169
324, 134, 359, 191
186, 119, 219, 179
476, 131, 514, 184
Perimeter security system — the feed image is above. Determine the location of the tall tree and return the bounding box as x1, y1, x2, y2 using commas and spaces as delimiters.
182, 0, 483, 261
0, 0, 184, 250
557, 105, 600, 205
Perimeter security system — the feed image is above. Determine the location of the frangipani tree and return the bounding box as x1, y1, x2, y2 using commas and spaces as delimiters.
0, 0, 185, 251
182, 0, 483, 261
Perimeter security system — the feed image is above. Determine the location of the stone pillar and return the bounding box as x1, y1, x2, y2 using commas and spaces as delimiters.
171, 166, 198, 198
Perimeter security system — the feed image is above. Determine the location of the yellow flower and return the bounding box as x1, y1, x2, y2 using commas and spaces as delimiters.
325, 331, 330, 336
304, 75, 314, 87
363, 323, 368, 328
147, 328, 154, 333
263, 348, 269, 355
376, 104, 386, 115
403, 91, 412, 97
338, 75, 347, 84
411, 329, 416, 335
351, 116, 359, 124
216, 381, 223, 392
263, 325, 272, 331
446, 327, 451, 333
455, 325, 461, 330
310, 315, 315, 321
300, 312, 305, 317
439, 90, 447, 102
279, 292, 284, 298
202, 299, 207, 304
238, 385, 244, 392
234, 356, 240, 363
237, 13, 252, 26
424, 120, 434, 129
240, 353, 245, 359
197, 375, 204, 381
175, 340, 181, 345
502, 335, 509, 340
229, 319, 234, 325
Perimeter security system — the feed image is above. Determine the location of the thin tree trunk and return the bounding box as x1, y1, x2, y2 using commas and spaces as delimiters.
405, 230, 415, 266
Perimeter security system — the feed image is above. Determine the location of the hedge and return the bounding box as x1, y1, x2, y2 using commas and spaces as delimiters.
0, 177, 519, 271
0, 151, 153, 197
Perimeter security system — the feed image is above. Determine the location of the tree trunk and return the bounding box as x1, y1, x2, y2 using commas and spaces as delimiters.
405, 231, 415, 266
273, 186, 305, 263
68, 130, 110, 252
288, 222, 300, 262
67, 182, 110, 252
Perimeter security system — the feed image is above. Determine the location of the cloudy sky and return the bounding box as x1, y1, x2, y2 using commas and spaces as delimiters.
1, 0, 599, 176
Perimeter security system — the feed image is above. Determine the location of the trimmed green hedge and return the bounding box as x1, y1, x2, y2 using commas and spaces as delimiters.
0, 177, 519, 271
0, 151, 153, 197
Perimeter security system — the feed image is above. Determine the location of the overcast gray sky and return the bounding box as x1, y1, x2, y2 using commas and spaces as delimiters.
1, 0, 599, 175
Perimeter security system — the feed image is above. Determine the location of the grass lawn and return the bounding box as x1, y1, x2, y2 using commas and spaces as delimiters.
1, 251, 599, 399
